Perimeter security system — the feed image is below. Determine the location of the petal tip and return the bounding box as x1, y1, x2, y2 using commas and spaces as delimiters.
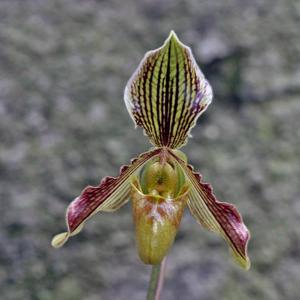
167, 30, 179, 42
231, 249, 251, 270
51, 232, 69, 248
165, 30, 185, 49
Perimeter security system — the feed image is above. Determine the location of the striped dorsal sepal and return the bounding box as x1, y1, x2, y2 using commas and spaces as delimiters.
124, 31, 213, 149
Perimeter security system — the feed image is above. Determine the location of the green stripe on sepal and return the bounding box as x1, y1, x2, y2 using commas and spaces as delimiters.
124, 31, 213, 149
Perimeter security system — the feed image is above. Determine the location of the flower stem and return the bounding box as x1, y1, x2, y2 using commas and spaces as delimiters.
146, 256, 167, 300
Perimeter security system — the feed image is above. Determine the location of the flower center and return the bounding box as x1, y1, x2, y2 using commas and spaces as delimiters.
140, 161, 179, 198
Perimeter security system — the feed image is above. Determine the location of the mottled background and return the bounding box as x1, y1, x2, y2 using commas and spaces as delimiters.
1, 0, 300, 299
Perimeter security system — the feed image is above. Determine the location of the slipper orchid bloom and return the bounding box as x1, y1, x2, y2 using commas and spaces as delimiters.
52, 31, 250, 270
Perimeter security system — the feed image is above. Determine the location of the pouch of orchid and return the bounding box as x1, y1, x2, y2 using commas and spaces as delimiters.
52, 31, 250, 270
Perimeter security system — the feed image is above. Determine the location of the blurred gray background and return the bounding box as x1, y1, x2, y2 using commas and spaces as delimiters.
1, 0, 300, 299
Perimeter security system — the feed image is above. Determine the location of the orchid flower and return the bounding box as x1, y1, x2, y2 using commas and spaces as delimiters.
52, 31, 250, 270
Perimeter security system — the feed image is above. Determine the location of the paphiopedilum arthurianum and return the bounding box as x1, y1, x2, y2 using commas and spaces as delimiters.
52, 31, 250, 270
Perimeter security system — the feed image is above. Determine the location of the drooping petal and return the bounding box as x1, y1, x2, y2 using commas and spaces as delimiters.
124, 31, 212, 149
169, 150, 250, 270
51, 148, 162, 248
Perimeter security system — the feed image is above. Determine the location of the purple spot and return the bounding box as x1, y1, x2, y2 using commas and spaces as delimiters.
191, 90, 204, 113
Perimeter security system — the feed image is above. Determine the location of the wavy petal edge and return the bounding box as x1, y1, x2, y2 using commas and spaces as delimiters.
169, 149, 251, 270
51, 148, 163, 248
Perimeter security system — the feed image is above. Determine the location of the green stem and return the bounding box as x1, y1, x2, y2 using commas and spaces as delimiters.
146, 257, 167, 300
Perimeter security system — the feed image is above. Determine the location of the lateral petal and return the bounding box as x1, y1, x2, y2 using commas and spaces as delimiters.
51, 148, 162, 248
170, 150, 250, 270
124, 31, 212, 149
